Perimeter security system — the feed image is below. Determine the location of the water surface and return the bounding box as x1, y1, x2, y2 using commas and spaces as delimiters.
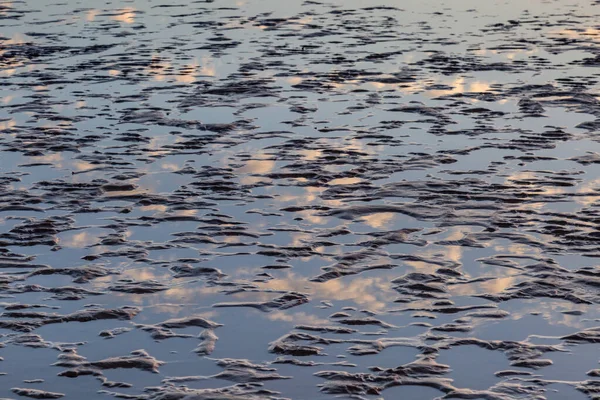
1, 0, 600, 399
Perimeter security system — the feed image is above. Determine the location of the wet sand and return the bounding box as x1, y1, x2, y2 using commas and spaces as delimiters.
1, 0, 600, 399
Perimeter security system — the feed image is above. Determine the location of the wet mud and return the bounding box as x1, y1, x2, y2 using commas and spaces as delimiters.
1, 0, 600, 399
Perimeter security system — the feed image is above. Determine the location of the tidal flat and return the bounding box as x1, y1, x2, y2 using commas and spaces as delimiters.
1, 0, 600, 399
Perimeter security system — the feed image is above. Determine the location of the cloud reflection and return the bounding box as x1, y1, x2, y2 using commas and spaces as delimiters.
112, 7, 136, 24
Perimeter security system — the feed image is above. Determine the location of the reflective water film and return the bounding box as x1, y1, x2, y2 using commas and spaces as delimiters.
1, 0, 600, 399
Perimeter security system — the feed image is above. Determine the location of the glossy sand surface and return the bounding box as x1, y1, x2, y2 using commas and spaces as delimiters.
1, 0, 600, 399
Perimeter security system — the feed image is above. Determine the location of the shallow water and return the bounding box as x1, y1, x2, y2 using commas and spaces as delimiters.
1, 0, 600, 399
